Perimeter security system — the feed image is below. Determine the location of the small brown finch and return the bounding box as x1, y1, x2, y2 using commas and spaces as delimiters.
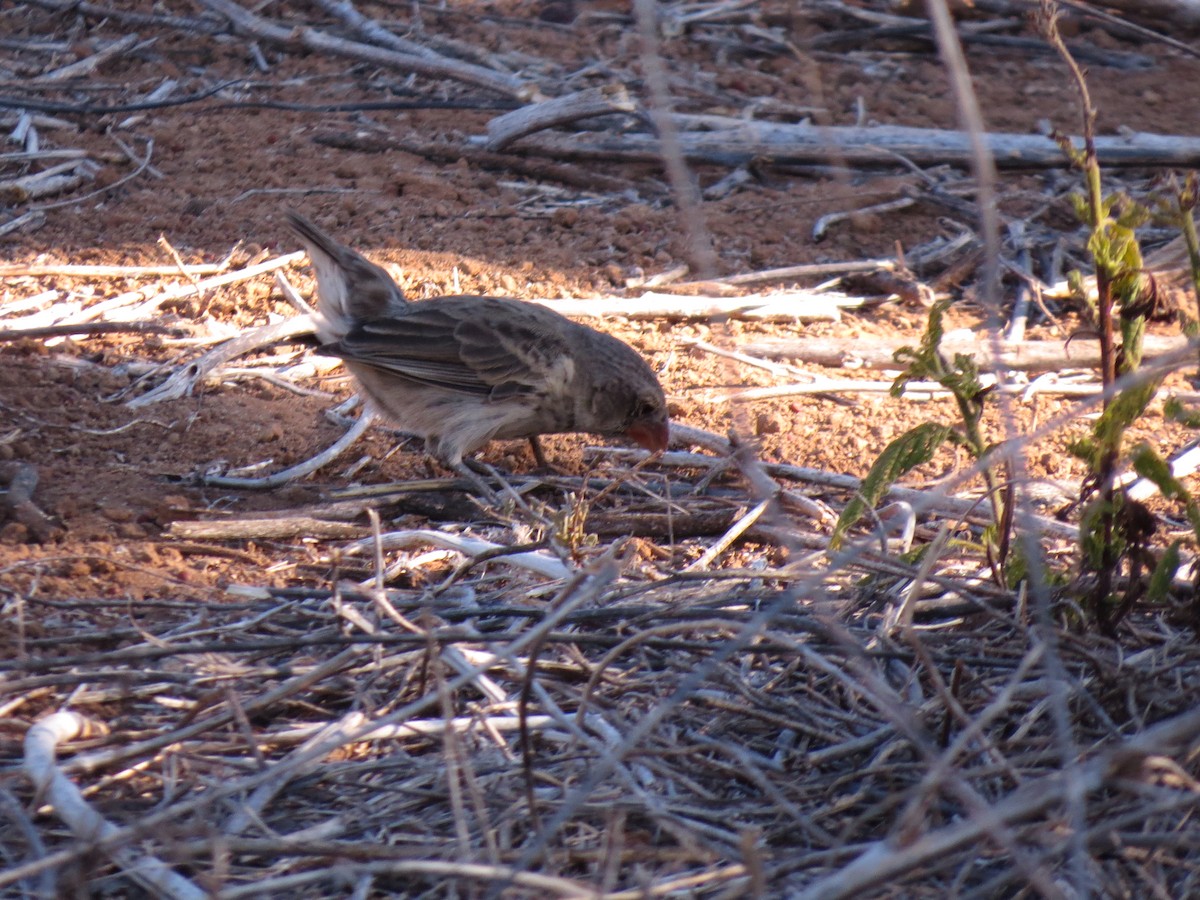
286, 213, 669, 477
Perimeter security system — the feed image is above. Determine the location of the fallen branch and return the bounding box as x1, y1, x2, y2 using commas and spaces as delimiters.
168, 515, 364, 541
23, 712, 206, 900
0, 262, 227, 278
343, 529, 573, 580
0, 159, 94, 202
125, 313, 315, 408
742, 333, 1194, 373
485, 85, 638, 151
0, 321, 182, 342
199, 0, 532, 99
30, 34, 145, 82
196, 407, 374, 489
74, 250, 303, 325
318, 133, 637, 194
533, 290, 862, 322
494, 118, 1200, 169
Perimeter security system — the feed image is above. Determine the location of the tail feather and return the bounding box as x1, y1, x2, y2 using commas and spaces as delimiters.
285, 211, 408, 340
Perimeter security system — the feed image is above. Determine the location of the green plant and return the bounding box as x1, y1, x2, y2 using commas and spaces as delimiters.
1040, 1, 1167, 632
832, 296, 1013, 585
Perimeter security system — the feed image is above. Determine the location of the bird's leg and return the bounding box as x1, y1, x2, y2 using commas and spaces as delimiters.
451, 460, 502, 505
459, 457, 543, 517
528, 436, 549, 469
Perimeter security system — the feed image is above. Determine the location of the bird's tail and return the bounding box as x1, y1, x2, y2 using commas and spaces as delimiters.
285, 212, 408, 340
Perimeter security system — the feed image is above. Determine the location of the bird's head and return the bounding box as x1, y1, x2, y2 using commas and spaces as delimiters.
623, 393, 670, 453
588, 379, 669, 453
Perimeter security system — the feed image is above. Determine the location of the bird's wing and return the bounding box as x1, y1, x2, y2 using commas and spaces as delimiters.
320, 297, 576, 399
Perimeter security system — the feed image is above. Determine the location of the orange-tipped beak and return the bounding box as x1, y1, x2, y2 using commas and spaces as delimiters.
626, 419, 670, 453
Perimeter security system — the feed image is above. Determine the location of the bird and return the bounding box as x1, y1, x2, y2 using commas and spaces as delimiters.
285, 213, 670, 484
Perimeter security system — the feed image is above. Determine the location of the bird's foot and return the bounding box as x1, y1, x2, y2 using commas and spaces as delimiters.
452, 460, 503, 506
526, 436, 564, 476
454, 459, 550, 525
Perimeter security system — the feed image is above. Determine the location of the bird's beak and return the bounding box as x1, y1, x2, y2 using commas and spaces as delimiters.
626, 419, 669, 453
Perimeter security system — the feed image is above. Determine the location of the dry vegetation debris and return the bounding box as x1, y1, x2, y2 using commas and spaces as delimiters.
3, 1, 1200, 897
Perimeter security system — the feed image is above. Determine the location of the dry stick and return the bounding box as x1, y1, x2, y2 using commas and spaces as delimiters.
58, 559, 621, 890
0, 321, 181, 342
64, 647, 365, 778
125, 311, 315, 408
70, 251, 304, 325
198, 0, 530, 99
681, 336, 803, 377
351, 135, 635, 194
792, 705, 1200, 900
530, 291, 860, 321
615, 423, 1080, 541
0, 788, 53, 898
342, 530, 572, 580
0, 262, 226, 277
168, 516, 364, 541
0, 159, 92, 201
221, 710, 375, 837
502, 119, 1200, 169
1055, 0, 1200, 54
506, 562, 816, 881
0, 211, 45, 237
23, 712, 206, 900
742, 333, 1191, 373
217, 860, 592, 900
601, 866, 749, 900
706, 376, 1184, 403
1068, 0, 1200, 29
157, 234, 206, 309
812, 197, 916, 242
24, 0, 221, 32
667, 423, 833, 524
0, 149, 93, 163
200, 408, 375, 489
266, 713, 554, 745
29, 33, 144, 82
686, 498, 772, 571
485, 85, 638, 151
33, 136, 154, 212
1005, 223, 1034, 342
310, 0, 442, 60
788, 634, 1063, 900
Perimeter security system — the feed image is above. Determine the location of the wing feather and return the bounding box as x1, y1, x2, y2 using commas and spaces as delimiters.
320, 297, 578, 399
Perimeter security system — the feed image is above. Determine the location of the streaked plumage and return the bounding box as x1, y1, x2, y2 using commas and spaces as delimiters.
286, 213, 669, 469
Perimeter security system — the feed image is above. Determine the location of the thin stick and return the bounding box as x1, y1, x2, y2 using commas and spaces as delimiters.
200, 408, 374, 489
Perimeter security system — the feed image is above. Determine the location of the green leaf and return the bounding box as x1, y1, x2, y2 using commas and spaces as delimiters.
892, 297, 953, 392
1092, 377, 1161, 448
1114, 201, 1150, 231
1079, 496, 1125, 570
1131, 445, 1185, 499
831, 423, 954, 549
1118, 313, 1146, 370
1131, 444, 1200, 541
1164, 397, 1200, 428
1068, 192, 1090, 224
1068, 436, 1098, 466
1147, 541, 1183, 604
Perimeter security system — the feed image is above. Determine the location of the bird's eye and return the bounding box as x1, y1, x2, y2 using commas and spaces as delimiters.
634, 400, 658, 419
